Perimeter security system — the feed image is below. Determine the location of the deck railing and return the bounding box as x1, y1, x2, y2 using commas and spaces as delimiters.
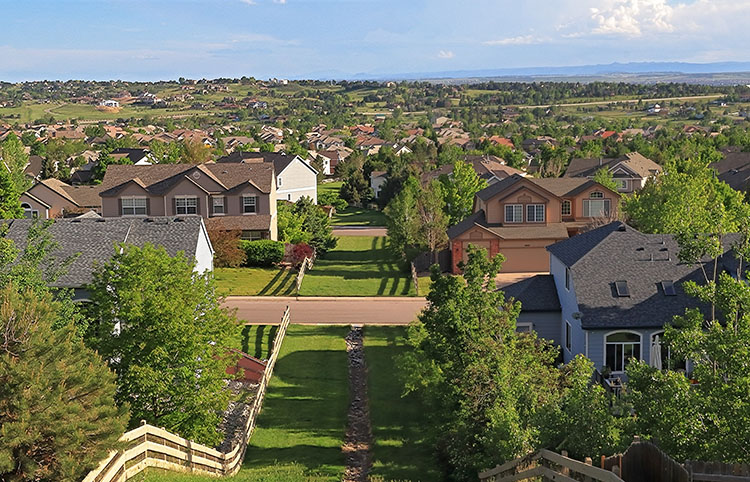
82, 306, 292, 482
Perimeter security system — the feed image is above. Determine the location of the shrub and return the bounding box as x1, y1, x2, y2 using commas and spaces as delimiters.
319, 191, 348, 211
289, 242, 314, 268
240, 240, 285, 267
208, 230, 246, 268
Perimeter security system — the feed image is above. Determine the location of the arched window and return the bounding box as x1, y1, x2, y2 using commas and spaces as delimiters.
605, 331, 641, 373
21, 202, 36, 219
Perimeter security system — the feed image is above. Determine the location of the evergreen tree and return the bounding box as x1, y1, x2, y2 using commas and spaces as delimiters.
0, 286, 128, 482
89, 244, 237, 445
291, 196, 337, 254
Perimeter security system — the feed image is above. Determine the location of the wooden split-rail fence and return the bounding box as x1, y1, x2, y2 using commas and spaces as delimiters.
479, 449, 624, 482
295, 249, 316, 294
82, 306, 292, 482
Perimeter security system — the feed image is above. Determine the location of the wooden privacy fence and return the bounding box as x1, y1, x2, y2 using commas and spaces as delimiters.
82, 306, 292, 482
479, 449, 624, 482
685, 461, 750, 481
603, 437, 689, 482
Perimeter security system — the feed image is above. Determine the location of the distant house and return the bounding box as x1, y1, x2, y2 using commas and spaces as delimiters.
20, 179, 103, 219
711, 150, 750, 193
447, 175, 620, 273
563, 152, 661, 193
422, 155, 525, 188
370, 171, 388, 199
100, 99, 120, 108
487, 136, 515, 149
2, 217, 213, 300
505, 222, 724, 374
23, 155, 44, 181
216, 151, 318, 203
98, 162, 277, 240
110, 148, 154, 165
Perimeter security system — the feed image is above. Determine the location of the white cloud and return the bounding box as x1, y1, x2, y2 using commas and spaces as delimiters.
483, 35, 544, 46
590, 0, 675, 36
240, 0, 256, 4
438, 50, 454, 59
273, 0, 287, 3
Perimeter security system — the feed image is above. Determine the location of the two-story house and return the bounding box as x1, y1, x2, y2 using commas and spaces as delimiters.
216, 151, 318, 203
504, 222, 729, 377
98, 162, 277, 240
20, 178, 103, 219
447, 174, 620, 273
563, 152, 661, 193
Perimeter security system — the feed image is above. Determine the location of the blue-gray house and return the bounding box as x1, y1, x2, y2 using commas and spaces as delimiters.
504, 221, 729, 377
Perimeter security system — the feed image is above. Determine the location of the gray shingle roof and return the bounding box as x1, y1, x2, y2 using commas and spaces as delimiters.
2, 217, 204, 288
502, 274, 561, 312
564, 152, 661, 179
547, 222, 720, 329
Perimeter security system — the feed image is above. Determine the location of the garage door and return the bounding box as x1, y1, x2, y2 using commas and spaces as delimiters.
462, 241, 491, 264
497, 247, 549, 273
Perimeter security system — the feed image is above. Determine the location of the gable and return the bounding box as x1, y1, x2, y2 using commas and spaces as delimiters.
492, 183, 555, 205
609, 163, 639, 178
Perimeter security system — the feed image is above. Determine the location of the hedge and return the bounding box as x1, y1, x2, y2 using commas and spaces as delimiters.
239, 240, 285, 267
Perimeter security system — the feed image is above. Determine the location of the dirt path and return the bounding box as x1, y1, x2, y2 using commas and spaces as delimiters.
342, 327, 372, 482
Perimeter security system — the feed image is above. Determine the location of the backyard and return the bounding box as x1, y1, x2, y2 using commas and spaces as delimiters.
319, 180, 387, 226
136, 325, 437, 482
214, 267, 296, 296
299, 236, 418, 297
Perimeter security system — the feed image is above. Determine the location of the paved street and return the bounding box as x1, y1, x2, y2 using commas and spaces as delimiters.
224, 296, 427, 325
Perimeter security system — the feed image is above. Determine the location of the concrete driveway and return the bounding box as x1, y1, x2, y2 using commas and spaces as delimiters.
224, 296, 427, 325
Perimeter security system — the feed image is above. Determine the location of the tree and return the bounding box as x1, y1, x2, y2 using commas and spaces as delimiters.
277, 201, 311, 245
417, 180, 449, 263
149, 139, 182, 164
439, 159, 488, 225
290, 196, 337, 254
384, 177, 420, 260
89, 244, 237, 445
400, 247, 559, 479
182, 139, 211, 164
208, 230, 246, 268
0, 133, 31, 195
0, 285, 128, 482
592, 167, 618, 193
91, 150, 133, 183
340, 169, 372, 205
0, 168, 23, 219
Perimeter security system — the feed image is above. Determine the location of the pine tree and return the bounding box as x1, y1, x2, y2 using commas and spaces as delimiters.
0, 286, 128, 482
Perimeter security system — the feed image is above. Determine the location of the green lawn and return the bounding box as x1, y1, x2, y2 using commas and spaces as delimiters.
214, 267, 296, 296
231, 324, 277, 359
318, 180, 342, 197
331, 206, 387, 226
365, 327, 440, 481
299, 236, 417, 297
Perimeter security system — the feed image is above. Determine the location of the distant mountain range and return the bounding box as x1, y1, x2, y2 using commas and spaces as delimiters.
303, 61, 750, 84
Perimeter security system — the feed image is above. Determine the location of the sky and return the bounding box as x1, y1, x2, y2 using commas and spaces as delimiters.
2, 0, 750, 81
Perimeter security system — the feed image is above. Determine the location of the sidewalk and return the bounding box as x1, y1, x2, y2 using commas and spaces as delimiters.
223, 296, 427, 325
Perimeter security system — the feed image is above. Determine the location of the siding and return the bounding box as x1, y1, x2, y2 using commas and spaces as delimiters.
517, 311, 561, 346
550, 254, 585, 362
276, 159, 317, 203
587, 328, 667, 374
194, 220, 214, 273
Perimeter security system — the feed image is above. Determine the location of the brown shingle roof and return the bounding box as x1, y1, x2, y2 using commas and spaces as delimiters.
99, 163, 274, 197
205, 215, 272, 231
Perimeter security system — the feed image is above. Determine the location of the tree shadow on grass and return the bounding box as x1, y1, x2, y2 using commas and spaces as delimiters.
257, 268, 286, 296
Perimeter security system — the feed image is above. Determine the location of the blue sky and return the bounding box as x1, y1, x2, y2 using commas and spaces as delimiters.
2, 0, 749, 81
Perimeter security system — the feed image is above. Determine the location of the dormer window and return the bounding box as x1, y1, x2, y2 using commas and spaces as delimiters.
505, 204, 523, 223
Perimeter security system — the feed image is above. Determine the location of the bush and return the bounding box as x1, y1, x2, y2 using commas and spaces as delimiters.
319, 191, 348, 211
208, 230, 246, 268
288, 242, 314, 268
240, 240, 285, 267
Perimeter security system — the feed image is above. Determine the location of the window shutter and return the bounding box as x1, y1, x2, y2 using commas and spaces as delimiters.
118, 198, 122, 215
240, 196, 244, 213
196, 197, 201, 215
145, 198, 151, 215
173, 197, 177, 216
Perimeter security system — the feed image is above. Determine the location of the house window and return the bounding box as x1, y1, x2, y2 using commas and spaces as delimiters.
583, 199, 611, 217
605, 332, 641, 373
175, 196, 198, 215
615, 179, 628, 191
565, 267, 571, 290
21, 203, 38, 219
651, 331, 686, 370
243, 195, 257, 214
122, 197, 147, 216
526, 204, 545, 223
277, 176, 282, 187
561, 200, 571, 216
590, 191, 604, 199
565, 321, 572, 351
212, 196, 225, 215
517, 322, 533, 333
505, 204, 523, 223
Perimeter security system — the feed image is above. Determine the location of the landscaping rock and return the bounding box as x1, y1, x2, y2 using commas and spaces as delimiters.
342, 326, 373, 482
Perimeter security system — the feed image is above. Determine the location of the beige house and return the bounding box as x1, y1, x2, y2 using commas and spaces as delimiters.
20, 179, 102, 219
563, 152, 661, 193
99, 163, 277, 240
448, 175, 620, 273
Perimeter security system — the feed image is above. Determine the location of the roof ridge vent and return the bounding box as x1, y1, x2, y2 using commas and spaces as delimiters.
617, 224, 626, 232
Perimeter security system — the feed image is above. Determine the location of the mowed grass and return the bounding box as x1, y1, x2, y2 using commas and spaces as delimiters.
138, 325, 349, 482
231, 324, 277, 359
214, 267, 296, 296
319, 181, 387, 226
365, 327, 440, 481
299, 236, 417, 297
